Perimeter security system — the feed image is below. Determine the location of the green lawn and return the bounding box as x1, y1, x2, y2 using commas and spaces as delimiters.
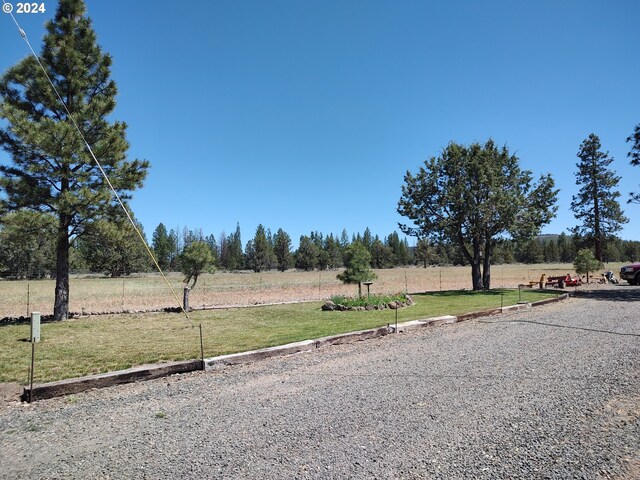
0, 288, 559, 384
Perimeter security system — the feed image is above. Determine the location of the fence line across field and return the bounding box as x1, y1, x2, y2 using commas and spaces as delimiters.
1, 265, 595, 319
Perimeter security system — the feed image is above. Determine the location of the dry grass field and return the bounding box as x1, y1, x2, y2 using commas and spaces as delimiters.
0, 263, 622, 318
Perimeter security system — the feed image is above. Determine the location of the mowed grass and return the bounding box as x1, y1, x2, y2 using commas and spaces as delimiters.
0, 288, 558, 384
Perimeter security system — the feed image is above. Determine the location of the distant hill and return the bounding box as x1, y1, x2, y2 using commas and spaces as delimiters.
537, 234, 561, 242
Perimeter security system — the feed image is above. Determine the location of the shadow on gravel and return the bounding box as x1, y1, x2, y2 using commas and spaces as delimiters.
479, 318, 640, 337
512, 319, 640, 337
571, 285, 640, 302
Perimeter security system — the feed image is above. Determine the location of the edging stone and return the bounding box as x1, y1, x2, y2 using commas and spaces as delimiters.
22, 359, 203, 402
205, 340, 315, 369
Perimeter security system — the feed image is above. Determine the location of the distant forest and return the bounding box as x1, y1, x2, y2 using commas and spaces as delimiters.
1, 212, 638, 279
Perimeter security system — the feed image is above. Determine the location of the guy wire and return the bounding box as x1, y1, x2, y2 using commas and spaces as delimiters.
3, 2, 193, 325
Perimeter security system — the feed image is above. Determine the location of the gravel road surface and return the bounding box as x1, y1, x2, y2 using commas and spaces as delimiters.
1, 285, 638, 479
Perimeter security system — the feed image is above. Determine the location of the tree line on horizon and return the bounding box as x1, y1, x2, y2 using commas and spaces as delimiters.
2, 212, 639, 280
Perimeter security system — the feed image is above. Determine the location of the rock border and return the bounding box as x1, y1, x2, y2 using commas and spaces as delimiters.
321, 294, 415, 312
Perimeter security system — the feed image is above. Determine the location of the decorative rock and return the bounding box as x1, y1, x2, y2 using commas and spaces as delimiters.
365, 305, 375, 311
388, 302, 398, 309
321, 301, 336, 311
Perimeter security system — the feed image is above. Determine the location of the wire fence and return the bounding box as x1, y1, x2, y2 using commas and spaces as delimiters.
0, 265, 594, 319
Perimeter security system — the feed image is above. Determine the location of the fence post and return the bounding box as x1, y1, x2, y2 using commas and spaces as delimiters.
28, 311, 40, 404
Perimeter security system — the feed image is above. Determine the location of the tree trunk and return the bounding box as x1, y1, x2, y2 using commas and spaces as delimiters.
183, 286, 191, 312
595, 235, 602, 263
358, 281, 362, 298
593, 180, 602, 262
482, 256, 491, 290
457, 233, 484, 291
471, 260, 483, 291
482, 239, 492, 290
470, 238, 484, 291
53, 217, 70, 320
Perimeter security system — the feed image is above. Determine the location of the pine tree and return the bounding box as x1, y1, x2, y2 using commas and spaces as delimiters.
0, 0, 149, 318
152, 223, 174, 270
225, 223, 244, 270
573, 248, 603, 284
570, 134, 628, 262
205, 234, 219, 265
245, 224, 274, 273
627, 124, 640, 204
337, 242, 377, 298
78, 217, 149, 277
557, 232, 574, 263
339, 229, 350, 249
0, 210, 57, 279
415, 238, 431, 268
168, 228, 181, 270
181, 241, 215, 289
273, 228, 293, 272
362, 228, 373, 253
370, 238, 394, 268
324, 234, 343, 269
295, 235, 319, 271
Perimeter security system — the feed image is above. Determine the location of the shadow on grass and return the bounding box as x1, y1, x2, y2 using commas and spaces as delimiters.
416, 288, 554, 298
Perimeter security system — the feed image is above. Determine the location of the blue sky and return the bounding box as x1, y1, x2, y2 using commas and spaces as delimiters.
1, 0, 639, 245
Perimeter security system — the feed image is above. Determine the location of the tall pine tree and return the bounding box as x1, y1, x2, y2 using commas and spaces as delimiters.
0, 0, 149, 319
245, 224, 274, 273
570, 134, 627, 262
152, 223, 174, 270
627, 123, 640, 204
273, 228, 293, 272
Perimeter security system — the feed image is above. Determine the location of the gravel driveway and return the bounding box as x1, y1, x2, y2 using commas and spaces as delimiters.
1, 285, 638, 479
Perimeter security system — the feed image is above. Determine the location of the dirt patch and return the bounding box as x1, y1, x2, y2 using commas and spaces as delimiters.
0, 382, 23, 409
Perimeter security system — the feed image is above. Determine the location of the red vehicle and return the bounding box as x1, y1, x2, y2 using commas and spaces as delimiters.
620, 263, 640, 285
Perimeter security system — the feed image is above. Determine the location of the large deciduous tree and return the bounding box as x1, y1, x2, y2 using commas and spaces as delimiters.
570, 134, 627, 262
398, 140, 557, 290
0, 0, 149, 319
627, 124, 640, 204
